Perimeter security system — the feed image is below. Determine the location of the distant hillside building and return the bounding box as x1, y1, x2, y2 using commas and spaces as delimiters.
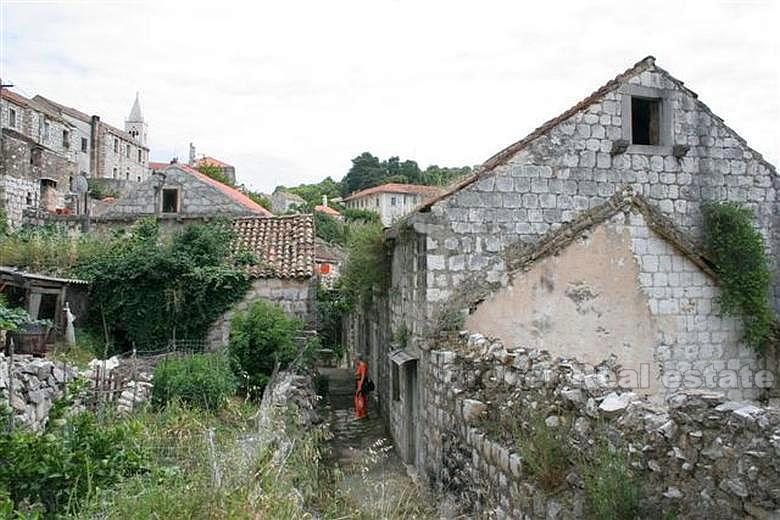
341, 183, 444, 226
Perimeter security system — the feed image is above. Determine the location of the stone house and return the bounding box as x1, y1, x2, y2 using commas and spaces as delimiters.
271, 189, 306, 214
33, 93, 151, 185
1, 89, 78, 228
97, 161, 270, 224
345, 56, 778, 467
207, 214, 317, 348
342, 183, 444, 226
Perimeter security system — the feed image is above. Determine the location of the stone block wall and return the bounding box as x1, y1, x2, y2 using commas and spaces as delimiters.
1, 176, 38, 229
207, 277, 317, 349
412, 65, 778, 323
421, 333, 780, 519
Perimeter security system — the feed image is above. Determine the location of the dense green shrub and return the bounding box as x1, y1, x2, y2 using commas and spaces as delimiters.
339, 222, 388, 306
340, 208, 380, 224
77, 219, 250, 351
701, 202, 774, 350
0, 412, 147, 515
314, 212, 346, 244
152, 354, 237, 410
228, 300, 303, 397
316, 286, 350, 355
580, 443, 641, 520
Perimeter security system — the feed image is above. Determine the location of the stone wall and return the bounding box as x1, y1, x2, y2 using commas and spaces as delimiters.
1, 176, 38, 229
421, 332, 780, 519
95, 123, 149, 183
465, 208, 764, 401
408, 62, 778, 324
0, 352, 78, 430
207, 277, 317, 349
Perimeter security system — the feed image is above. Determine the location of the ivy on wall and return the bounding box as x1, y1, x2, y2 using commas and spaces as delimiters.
701, 202, 774, 351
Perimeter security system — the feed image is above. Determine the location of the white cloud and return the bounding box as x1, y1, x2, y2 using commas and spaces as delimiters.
1, 0, 778, 192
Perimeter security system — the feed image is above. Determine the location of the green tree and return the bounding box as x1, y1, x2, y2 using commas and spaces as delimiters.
286, 176, 343, 208
339, 222, 388, 305
228, 300, 303, 396
244, 190, 272, 211
314, 212, 346, 244
342, 152, 385, 195
195, 163, 232, 186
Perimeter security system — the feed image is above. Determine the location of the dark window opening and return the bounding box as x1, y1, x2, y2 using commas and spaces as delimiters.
9, 108, 16, 128
162, 188, 179, 213
391, 197, 397, 206
25, 192, 33, 206
62, 130, 70, 148
137, 149, 142, 162
81, 137, 88, 152
37, 293, 58, 321
126, 144, 131, 158
392, 363, 400, 401
30, 148, 42, 167
631, 97, 660, 145
113, 138, 118, 153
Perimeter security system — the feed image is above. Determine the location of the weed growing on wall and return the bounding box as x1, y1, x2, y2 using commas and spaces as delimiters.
340, 222, 388, 306
579, 442, 641, 520
701, 202, 774, 350
513, 414, 572, 491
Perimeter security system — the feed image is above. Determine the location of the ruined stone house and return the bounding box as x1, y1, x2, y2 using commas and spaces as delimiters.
207, 214, 317, 349
344, 56, 778, 468
190, 154, 237, 186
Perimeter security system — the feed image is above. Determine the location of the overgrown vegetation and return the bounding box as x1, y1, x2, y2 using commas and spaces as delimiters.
87, 179, 120, 200
0, 295, 30, 332
701, 201, 774, 350
228, 300, 304, 397
338, 222, 388, 306
316, 286, 350, 357
77, 219, 251, 351
195, 162, 232, 186
580, 443, 641, 520
152, 354, 237, 411
315, 211, 347, 244
0, 225, 109, 275
513, 414, 572, 491
0, 408, 148, 516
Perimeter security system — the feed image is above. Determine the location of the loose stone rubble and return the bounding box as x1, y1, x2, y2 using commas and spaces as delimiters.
424, 332, 780, 519
1, 352, 153, 430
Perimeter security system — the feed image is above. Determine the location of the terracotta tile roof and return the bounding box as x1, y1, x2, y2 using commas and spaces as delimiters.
175, 164, 272, 216
193, 156, 232, 168
314, 204, 341, 217
232, 215, 315, 279
149, 161, 169, 171
342, 183, 445, 202
416, 56, 658, 213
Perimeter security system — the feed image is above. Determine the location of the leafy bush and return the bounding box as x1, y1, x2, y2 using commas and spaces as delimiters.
341, 208, 380, 224
314, 212, 346, 244
339, 222, 388, 306
77, 219, 250, 351
701, 202, 774, 350
580, 443, 641, 520
0, 412, 147, 515
152, 354, 237, 410
316, 286, 350, 355
228, 300, 303, 397
0, 295, 30, 332
514, 414, 572, 491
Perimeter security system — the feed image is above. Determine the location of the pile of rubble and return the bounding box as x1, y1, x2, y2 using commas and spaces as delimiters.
430, 332, 780, 519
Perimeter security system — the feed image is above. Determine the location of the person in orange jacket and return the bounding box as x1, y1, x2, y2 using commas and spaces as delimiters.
354, 353, 368, 419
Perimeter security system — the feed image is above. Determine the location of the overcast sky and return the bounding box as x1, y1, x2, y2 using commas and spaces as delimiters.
1, 0, 778, 193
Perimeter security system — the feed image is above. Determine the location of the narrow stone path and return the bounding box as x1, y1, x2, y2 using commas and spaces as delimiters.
319, 367, 434, 519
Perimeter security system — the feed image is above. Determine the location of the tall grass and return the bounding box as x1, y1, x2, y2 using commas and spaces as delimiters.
0, 227, 109, 275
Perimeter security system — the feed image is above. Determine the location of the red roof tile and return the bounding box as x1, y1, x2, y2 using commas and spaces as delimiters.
342, 183, 445, 202
232, 215, 315, 279
149, 161, 169, 171
176, 164, 272, 216
193, 156, 232, 168
314, 204, 341, 217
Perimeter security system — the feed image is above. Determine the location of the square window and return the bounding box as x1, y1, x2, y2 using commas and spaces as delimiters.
162, 188, 179, 213
631, 97, 660, 145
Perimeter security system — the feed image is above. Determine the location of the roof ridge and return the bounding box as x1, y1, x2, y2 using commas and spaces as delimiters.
173, 164, 272, 216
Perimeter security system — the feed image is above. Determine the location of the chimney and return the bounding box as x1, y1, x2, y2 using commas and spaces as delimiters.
322, 194, 328, 207
189, 142, 196, 165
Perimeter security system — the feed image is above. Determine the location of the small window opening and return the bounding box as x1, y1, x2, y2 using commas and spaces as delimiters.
113, 167, 118, 178
126, 144, 131, 158
9, 108, 16, 128
631, 97, 660, 145
81, 137, 88, 152
62, 129, 70, 148
114, 138, 119, 153
30, 148, 42, 166
162, 188, 179, 213
137, 149, 142, 162
391, 196, 397, 206
25, 192, 33, 205
392, 363, 400, 401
